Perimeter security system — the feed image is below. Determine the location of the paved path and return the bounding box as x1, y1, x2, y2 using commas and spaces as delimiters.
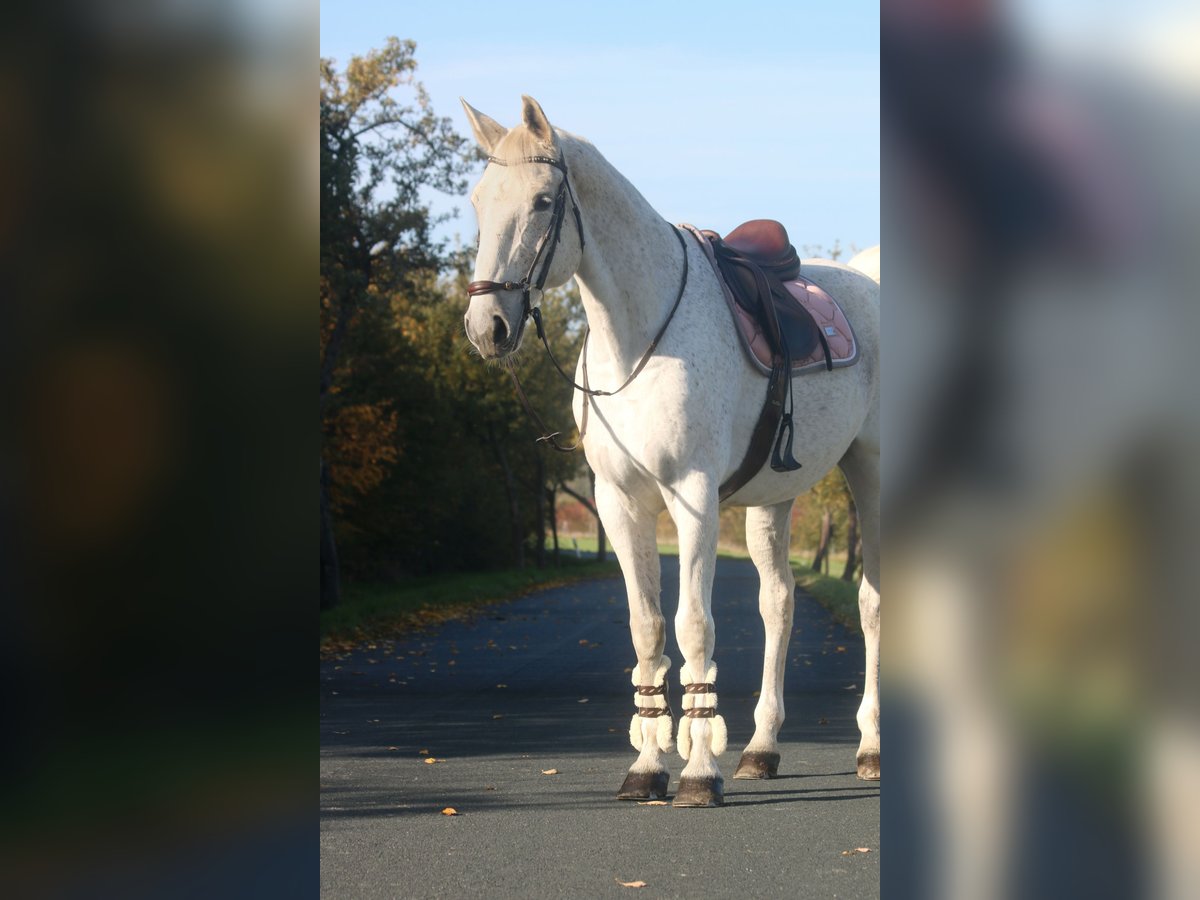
320, 556, 878, 899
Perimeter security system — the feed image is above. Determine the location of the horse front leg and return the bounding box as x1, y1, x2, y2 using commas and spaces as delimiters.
666, 474, 726, 807
734, 500, 796, 779
593, 478, 674, 800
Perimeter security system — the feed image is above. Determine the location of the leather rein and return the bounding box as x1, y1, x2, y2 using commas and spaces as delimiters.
466, 152, 688, 452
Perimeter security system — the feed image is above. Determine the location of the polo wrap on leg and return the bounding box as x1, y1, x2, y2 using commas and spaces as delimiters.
678, 662, 727, 760
628, 657, 674, 753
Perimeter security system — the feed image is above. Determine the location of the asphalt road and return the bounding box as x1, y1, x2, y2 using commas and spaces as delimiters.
320, 556, 879, 899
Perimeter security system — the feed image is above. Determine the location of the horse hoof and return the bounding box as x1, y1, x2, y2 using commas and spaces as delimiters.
672, 775, 724, 808
856, 751, 880, 781
617, 770, 670, 801
733, 751, 780, 780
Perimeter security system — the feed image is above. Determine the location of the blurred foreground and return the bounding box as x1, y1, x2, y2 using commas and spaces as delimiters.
884, 1, 1199, 898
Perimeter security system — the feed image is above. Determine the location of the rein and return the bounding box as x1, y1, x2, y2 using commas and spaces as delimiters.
467, 151, 689, 452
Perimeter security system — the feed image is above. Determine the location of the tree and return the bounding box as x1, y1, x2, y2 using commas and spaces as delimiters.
804, 470, 854, 573
319, 39, 475, 606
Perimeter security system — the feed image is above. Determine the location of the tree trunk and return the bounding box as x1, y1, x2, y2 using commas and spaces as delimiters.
534, 453, 547, 569
841, 497, 860, 582
320, 457, 340, 610
811, 508, 834, 572
487, 424, 524, 569
588, 468, 607, 562
547, 484, 560, 566
560, 474, 607, 563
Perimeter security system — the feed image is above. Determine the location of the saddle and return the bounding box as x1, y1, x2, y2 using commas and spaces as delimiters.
702, 220, 824, 366
683, 220, 850, 503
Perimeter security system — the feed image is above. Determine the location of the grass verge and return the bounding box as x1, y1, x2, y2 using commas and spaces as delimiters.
794, 567, 861, 632
321, 558, 620, 654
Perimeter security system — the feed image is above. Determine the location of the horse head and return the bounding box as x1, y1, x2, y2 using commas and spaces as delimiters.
461, 95, 584, 359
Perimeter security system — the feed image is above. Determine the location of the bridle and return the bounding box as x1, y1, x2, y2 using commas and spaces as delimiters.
466, 151, 688, 452
465, 153, 585, 330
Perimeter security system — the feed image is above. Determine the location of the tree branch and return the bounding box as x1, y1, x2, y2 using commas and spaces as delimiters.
558, 481, 598, 518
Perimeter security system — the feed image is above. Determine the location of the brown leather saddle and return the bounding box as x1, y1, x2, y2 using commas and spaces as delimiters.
693, 220, 833, 502
701, 220, 830, 369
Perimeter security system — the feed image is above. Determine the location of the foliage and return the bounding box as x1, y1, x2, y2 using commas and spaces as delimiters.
792, 469, 853, 548
320, 39, 590, 582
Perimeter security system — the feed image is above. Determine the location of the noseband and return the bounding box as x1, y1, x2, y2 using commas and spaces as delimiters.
465, 154, 585, 327
467, 151, 688, 452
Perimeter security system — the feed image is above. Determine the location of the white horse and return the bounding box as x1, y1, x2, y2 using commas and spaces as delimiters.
460, 96, 880, 807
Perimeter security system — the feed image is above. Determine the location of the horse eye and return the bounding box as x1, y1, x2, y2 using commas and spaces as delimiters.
533, 194, 553, 212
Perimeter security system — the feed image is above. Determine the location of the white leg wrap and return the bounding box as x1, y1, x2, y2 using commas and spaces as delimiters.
678, 662, 726, 759
656, 714, 675, 753
629, 657, 673, 752
709, 713, 728, 756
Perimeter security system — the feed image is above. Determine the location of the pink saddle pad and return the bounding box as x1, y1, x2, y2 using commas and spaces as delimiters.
682, 224, 859, 376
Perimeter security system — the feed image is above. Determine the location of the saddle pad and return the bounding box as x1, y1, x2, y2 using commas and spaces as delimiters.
682, 224, 859, 377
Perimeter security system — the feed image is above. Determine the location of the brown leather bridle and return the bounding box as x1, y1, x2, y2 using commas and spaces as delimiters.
465, 153, 585, 334
466, 151, 688, 452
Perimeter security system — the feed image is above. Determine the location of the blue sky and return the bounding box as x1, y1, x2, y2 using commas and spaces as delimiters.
320, 1, 878, 255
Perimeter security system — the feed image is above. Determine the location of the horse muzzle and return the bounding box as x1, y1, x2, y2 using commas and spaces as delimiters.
463, 290, 526, 359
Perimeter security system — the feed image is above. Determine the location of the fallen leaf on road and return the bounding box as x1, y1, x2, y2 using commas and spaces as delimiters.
541, 768, 559, 775
419, 749, 429, 755
841, 847, 871, 855
386, 746, 399, 751
818, 717, 829, 725
441, 808, 458, 816
616, 879, 648, 888
636, 800, 667, 806
492, 714, 504, 720
484, 786, 496, 791
496, 684, 508, 689
424, 757, 442, 765
579, 639, 589, 645
836, 646, 847, 653
577, 698, 589, 704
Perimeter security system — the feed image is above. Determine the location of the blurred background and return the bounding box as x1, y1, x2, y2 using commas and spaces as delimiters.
882, 0, 1199, 898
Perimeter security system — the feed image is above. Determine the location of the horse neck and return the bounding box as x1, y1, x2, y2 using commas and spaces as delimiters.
564, 136, 683, 373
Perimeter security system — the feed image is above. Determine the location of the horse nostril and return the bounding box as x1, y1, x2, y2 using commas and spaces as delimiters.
492, 315, 508, 346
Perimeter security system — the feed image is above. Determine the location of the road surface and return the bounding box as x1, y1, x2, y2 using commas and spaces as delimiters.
320, 555, 878, 898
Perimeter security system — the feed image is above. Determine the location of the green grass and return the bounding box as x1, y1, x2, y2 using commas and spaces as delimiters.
321, 557, 620, 651
794, 568, 861, 632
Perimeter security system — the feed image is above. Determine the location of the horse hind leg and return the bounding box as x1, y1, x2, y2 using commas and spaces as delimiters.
839, 441, 881, 781
734, 500, 796, 780
593, 479, 674, 801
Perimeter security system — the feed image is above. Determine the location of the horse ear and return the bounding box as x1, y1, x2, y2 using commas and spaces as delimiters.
520, 95, 554, 145
460, 98, 507, 154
